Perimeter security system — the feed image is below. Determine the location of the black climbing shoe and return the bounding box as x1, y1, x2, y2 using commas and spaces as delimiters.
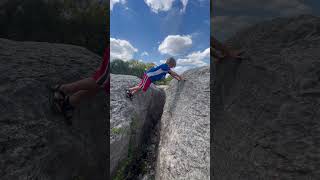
49, 84, 66, 113
61, 96, 74, 126
126, 89, 133, 101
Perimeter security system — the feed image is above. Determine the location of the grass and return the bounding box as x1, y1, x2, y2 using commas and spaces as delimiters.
112, 114, 141, 180
111, 127, 124, 135
113, 140, 135, 180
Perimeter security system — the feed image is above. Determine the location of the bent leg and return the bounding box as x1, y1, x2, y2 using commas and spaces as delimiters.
131, 87, 141, 95
69, 88, 99, 107
129, 85, 140, 91
60, 77, 98, 95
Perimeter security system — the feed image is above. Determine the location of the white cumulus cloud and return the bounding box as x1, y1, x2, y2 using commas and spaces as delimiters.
144, 0, 189, 13
159, 59, 166, 64
110, 38, 138, 61
177, 48, 210, 67
144, 0, 175, 13
180, 0, 188, 12
158, 48, 210, 74
174, 65, 192, 74
141, 51, 149, 56
110, 0, 126, 11
158, 35, 192, 56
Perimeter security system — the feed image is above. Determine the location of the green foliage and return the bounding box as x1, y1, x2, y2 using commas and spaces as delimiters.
111, 59, 155, 78
113, 128, 135, 180
130, 114, 139, 131
155, 75, 174, 85
0, 0, 108, 55
111, 127, 123, 135
112, 114, 142, 180
111, 59, 174, 85
113, 156, 131, 180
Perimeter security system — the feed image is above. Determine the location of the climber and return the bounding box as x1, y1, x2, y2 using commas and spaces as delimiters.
49, 47, 110, 125
126, 57, 184, 100
211, 36, 243, 63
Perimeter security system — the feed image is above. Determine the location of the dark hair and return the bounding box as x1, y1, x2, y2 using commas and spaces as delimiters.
166, 57, 176, 67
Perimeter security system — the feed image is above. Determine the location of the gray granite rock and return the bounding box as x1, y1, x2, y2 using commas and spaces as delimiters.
213, 15, 320, 180
156, 66, 210, 180
110, 74, 165, 177
0, 38, 108, 180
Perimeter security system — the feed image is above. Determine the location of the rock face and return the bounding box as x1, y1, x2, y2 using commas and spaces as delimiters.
213, 15, 320, 179
156, 66, 210, 180
110, 74, 165, 177
0, 38, 108, 180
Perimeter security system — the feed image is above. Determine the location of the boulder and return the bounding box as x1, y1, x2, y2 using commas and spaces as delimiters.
110, 74, 165, 177
0, 38, 108, 180
213, 15, 320, 179
156, 66, 210, 180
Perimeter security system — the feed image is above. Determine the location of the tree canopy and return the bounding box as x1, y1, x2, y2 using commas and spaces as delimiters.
0, 0, 108, 56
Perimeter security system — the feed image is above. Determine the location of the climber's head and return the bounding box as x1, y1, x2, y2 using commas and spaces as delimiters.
166, 57, 176, 68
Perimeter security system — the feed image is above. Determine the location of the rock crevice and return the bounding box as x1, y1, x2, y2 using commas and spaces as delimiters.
110, 74, 165, 179
111, 66, 210, 180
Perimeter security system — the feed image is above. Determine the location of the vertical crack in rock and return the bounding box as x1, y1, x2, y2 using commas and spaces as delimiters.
111, 66, 210, 180
110, 74, 165, 179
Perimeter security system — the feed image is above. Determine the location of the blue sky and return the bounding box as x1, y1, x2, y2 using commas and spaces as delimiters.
110, 0, 210, 73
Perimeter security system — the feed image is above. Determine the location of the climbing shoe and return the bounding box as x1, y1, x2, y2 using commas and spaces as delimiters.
126, 89, 133, 101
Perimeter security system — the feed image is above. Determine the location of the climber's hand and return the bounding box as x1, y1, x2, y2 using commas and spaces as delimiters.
214, 56, 224, 64
226, 50, 244, 59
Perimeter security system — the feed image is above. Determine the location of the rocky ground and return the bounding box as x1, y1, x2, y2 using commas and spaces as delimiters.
111, 66, 210, 180
156, 66, 210, 180
110, 74, 165, 179
0, 38, 108, 180
213, 14, 320, 180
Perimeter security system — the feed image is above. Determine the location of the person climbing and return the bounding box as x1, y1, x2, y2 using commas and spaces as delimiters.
211, 36, 243, 63
49, 47, 110, 125
126, 57, 183, 100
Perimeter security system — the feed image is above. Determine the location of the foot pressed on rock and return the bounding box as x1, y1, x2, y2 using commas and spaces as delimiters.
126, 89, 133, 101
48, 84, 74, 126
61, 96, 74, 126
49, 84, 65, 113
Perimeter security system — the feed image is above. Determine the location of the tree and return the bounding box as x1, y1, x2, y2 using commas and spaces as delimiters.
0, 0, 107, 55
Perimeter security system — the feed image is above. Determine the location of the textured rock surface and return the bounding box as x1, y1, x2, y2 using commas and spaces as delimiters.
110, 74, 165, 177
213, 15, 320, 179
156, 66, 210, 180
0, 38, 108, 180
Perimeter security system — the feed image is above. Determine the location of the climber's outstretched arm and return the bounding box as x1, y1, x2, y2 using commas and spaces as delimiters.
211, 36, 242, 59
211, 37, 230, 55
169, 70, 183, 81
211, 48, 223, 59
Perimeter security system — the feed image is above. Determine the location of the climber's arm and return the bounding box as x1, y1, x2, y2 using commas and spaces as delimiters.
211, 47, 223, 59
211, 36, 242, 59
169, 70, 183, 81
211, 37, 230, 56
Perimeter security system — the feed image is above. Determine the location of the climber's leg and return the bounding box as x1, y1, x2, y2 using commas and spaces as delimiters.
59, 78, 98, 95
68, 88, 100, 107
129, 86, 141, 94
131, 87, 142, 95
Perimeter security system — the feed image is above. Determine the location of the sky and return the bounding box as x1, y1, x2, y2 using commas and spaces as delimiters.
213, 0, 320, 41
110, 0, 210, 74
